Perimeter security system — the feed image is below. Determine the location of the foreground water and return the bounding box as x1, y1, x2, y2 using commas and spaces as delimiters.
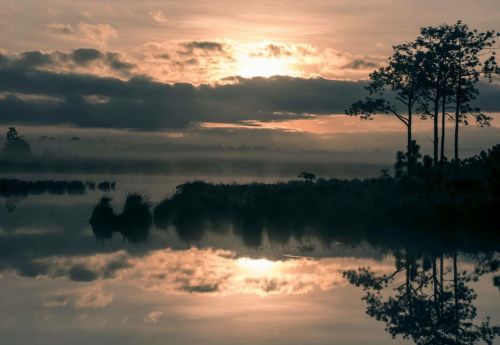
0, 174, 498, 345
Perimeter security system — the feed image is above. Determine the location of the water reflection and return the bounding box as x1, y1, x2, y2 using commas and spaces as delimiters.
90, 193, 499, 254
345, 252, 500, 344
1, 178, 116, 214
0, 182, 498, 345
4, 195, 26, 213
89, 192, 500, 344
90, 195, 152, 243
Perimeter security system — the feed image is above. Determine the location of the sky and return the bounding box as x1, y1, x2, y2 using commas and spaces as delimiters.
0, 0, 499, 156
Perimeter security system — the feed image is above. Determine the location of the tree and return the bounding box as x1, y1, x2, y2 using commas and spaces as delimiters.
2, 127, 32, 161
444, 22, 498, 163
413, 22, 497, 167
346, 43, 424, 176
298, 172, 316, 183
394, 140, 422, 178
6, 127, 18, 141
415, 24, 457, 166
348, 22, 498, 173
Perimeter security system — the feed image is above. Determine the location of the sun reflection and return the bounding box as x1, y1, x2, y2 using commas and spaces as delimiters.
236, 257, 277, 275
237, 55, 292, 78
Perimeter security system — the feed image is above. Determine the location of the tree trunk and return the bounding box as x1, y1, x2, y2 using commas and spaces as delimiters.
440, 255, 444, 295
454, 99, 460, 164
434, 97, 440, 167
440, 254, 444, 316
407, 103, 413, 176
441, 95, 446, 162
432, 256, 439, 337
454, 53, 462, 166
406, 264, 412, 317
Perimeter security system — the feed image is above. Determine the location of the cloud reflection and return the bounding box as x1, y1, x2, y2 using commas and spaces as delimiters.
33, 248, 392, 297
144, 310, 163, 324
43, 284, 113, 309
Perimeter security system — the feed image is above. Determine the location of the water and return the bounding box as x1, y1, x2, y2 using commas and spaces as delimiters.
0, 173, 498, 345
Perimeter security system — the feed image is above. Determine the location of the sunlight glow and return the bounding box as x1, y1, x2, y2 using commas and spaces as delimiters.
237, 55, 292, 78
236, 257, 277, 275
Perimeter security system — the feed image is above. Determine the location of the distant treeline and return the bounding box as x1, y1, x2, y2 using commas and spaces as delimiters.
0, 156, 385, 178
0, 179, 115, 197
90, 145, 500, 249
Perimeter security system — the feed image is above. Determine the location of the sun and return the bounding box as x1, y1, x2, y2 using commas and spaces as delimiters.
237, 55, 292, 78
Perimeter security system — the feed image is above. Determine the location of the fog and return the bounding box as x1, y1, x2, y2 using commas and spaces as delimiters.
1, 116, 499, 178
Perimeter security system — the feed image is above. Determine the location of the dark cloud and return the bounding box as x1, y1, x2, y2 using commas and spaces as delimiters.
475, 82, 500, 112
13, 51, 54, 69
72, 48, 105, 65
0, 49, 135, 74
105, 52, 135, 73
341, 58, 378, 70
182, 41, 225, 52
251, 44, 293, 58
0, 68, 366, 130
0, 51, 498, 131
182, 284, 220, 293
267, 44, 291, 57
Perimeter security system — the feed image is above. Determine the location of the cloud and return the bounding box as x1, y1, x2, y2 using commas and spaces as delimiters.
78, 23, 118, 46
71, 48, 104, 65
250, 44, 294, 58
47, 22, 117, 46
132, 40, 383, 83
3, 40, 382, 84
105, 52, 135, 73
47, 23, 75, 36
0, 48, 499, 131
0, 67, 368, 130
341, 58, 379, 70
11, 51, 54, 69
0, 49, 135, 78
182, 41, 225, 52
149, 10, 168, 24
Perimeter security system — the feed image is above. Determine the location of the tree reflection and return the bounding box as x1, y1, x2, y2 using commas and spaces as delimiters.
89, 194, 152, 243
344, 251, 500, 345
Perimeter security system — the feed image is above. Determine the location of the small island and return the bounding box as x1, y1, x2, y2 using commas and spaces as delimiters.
1, 127, 31, 161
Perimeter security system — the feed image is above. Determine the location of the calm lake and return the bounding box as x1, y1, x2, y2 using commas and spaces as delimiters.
0, 173, 498, 345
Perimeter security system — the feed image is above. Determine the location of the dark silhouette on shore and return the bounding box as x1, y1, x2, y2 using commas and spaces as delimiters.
89, 194, 153, 243
150, 145, 500, 246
